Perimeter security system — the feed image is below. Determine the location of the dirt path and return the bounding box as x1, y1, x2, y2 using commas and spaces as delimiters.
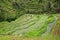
52, 14, 60, 35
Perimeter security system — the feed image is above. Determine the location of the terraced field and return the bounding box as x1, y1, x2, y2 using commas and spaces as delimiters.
0, 14, 57, 37
0, 0, 60, 40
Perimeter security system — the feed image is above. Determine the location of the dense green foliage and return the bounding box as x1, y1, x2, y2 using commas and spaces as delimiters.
0, 0, 60, 39
0, 0, 60, 21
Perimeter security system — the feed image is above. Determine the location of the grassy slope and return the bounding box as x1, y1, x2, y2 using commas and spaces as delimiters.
0, 13, 60, 40
0, 0, 60, 40
0, 14, 56, 35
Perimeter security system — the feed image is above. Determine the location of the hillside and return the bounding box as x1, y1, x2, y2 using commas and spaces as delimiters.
0, 0, 60, 40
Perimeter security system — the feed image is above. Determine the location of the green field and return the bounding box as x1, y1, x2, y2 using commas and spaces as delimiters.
0, 0, 60, 40
0, 14, 56, 35
0, 14, 60, 40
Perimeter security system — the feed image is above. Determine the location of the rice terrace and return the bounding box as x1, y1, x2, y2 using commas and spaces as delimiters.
0, 0, 60, 40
